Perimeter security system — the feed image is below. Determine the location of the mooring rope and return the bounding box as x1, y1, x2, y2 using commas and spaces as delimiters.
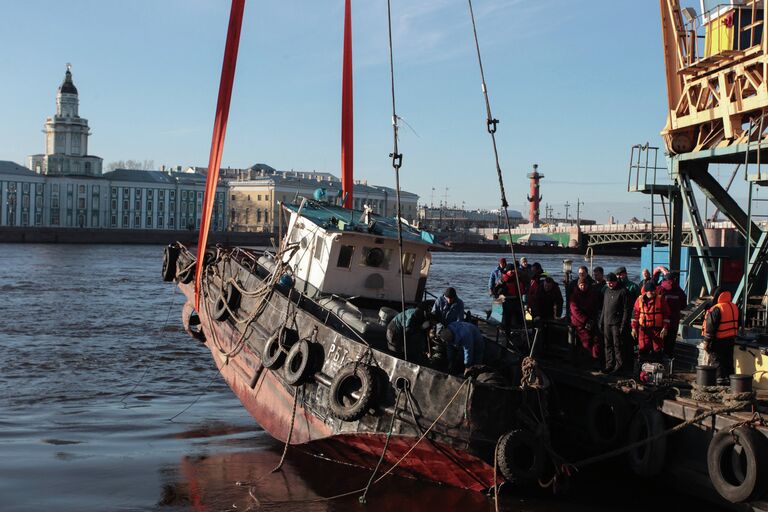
466, 0, 531, 349
271, 385, 300, 474
358, 387, 403, 504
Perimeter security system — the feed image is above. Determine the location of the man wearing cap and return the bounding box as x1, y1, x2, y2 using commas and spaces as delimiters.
658, 270, 687, 358
432, 287, 465, 325
615, 266, 640, 299
436, 321, 485, 375
488, 258, 507, 296
631, 281, 670, 361
386, 303, 433, 364
600, 272, 633, 374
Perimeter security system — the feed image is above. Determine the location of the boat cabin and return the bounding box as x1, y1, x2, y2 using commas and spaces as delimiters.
280, 200, 435, 303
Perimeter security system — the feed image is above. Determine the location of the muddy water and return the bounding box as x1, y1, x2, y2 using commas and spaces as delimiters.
0, 245, 717, 511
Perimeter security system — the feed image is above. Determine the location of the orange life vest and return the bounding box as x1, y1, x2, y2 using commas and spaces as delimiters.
702, 302, 739, 339
636, 295, 665, 328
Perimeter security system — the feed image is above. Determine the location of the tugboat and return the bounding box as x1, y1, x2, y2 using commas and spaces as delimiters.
164, 199, 550, 492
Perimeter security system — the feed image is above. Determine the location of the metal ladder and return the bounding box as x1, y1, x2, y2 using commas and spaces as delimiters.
628, 144, 673, 270
678, 173, 717, 292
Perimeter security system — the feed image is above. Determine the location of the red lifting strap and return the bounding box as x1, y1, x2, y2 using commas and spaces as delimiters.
195, 0, 245, 310
341, 0, 354, 209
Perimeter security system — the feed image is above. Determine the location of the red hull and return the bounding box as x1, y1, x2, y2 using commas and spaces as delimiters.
183, 283, 496, 492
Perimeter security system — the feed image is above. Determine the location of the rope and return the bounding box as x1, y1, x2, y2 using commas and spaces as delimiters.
385, 0, 409, 363
359, 388, 403, 504
271, 385, 300, 473
466, 0, 530, 349
120, 286, 178, 404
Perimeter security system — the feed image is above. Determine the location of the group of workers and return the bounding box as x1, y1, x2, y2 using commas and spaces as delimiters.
488, 257, 738, 382
385, 286, 484, 376
385, 255, 739, 383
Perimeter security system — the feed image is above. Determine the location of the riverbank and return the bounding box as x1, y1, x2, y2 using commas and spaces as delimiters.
0, 227, 272, 246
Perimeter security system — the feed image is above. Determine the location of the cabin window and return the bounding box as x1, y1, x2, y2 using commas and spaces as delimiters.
337, 245, 354, 268
314, 237, 324, 261
402, 253, 416, 275
361, 247, 391, 269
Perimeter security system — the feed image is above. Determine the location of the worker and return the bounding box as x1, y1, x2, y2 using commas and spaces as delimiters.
493, 262, 523, 336
488, 258, 507, 296
565, 266, 593, 321
600, 272, 633, 375
593, 266, 606, 293
432, 287, 465, 325
531, 276, 563, 322
615, 266, 640, 299
569, 277, 602, 365
658, 271, 687, 358
639, 268, 653, 290
702, 290, 738, 385
386, 304, 432, 364
436, 321, 485, 375
631, 281, 670, 361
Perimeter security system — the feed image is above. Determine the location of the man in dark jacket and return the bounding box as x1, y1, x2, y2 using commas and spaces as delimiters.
600, 272, 633, 374
570, 277, 602, 363
386, 305, 432, 364
432, 287, 465, 325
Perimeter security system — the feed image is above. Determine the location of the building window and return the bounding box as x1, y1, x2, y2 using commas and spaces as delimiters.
256, 209, 261, 223
52, 197, 59, 209
135, 188, 142, 198
182, 190, 188, 200
51, 210, 60, 226
111, 187, 117, 198
146, 215, 152, 227
147, 200, 153, 211
91, 214, 99, 227
22, 182, 29, 193
135, 200, 141, 211
134, 214, 141, 228
265, 195, 269, 202
111, 215, 117, 228
158, 216, 163, 228
169, 216, 175, 228
35, 212, 42, 226
123, 215, 129, 228
264, 210, 269, 224
111, 199, 117, 210
78, 185, 85, 194
257, 194, 261, 201
170, 190, 175, 200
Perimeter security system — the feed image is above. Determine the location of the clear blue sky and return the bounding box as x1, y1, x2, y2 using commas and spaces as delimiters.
2, 0, 714, 223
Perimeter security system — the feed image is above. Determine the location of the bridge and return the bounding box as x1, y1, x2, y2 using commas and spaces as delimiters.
495, 221, 740, 248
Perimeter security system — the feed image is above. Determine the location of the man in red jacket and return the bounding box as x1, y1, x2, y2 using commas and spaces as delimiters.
631, 281, 670, 361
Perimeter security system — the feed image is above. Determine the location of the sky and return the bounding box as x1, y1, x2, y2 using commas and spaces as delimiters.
2, 0, 752, 224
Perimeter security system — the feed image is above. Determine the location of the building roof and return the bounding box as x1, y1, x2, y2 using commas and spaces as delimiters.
59, 68, 78, 95
0, 161, 36, 176
284, 201, 433, 244
102, 169, 175, 184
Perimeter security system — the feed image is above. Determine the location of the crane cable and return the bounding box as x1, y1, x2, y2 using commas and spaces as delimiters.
386, 0, 409, 362
467, 0, 531, 348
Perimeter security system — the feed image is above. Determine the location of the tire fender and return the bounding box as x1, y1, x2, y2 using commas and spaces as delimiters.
162, 244, 180, 282
707, 426, 768, 503
181, 302, 205, 343
328, 363, 375, 422
586, 391, 630, 448
262, 330, 286, 370
495, 429, 547, 485
284, 339, 315, 386
212, 281, 241, 321
627, 407, 667, 477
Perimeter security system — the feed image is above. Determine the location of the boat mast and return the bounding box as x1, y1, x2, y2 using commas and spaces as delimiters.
195, 0, 245, 309
341, 0, 354, 208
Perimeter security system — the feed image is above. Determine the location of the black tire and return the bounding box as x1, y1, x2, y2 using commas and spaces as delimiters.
496, 429, 546, 485
586, 391, 630, 448
707, 427, 768, 503
627, 407, 667, 477
328, 363, 375, 422
162, 244, 180, 282
475, 368, 510, 388
284, 339, 313, 385
262, 331, 285, 370
212, 281, 241, 321
182, 302, 205, 343
177, 260, 195, 284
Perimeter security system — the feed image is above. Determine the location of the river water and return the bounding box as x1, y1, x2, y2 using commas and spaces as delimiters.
0, 245, 718, 511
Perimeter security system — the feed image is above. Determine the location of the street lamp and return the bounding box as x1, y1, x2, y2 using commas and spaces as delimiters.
562, 258, 573, 285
